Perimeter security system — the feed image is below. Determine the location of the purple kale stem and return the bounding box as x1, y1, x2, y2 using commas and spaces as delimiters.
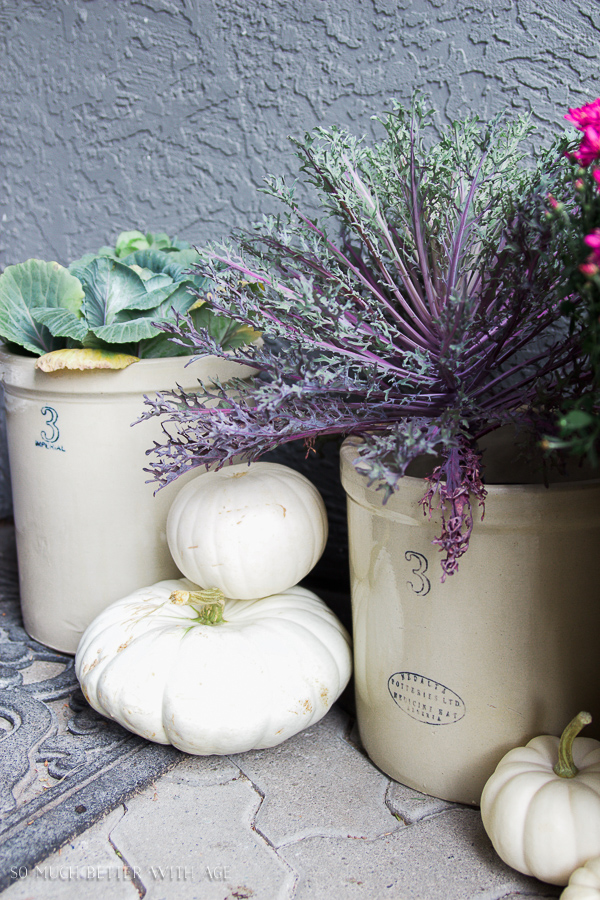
466, 316, 566, 395
409, 113, 440, 318
173, 313, 436, 388
208, 254, 299, 300
209, 251, 432, 354
340, 312, 439, 380
293, 206, 436, 347
342, 157, 435, 330
296, 149, 437, 342
195, 299, 429, 378
387, 222, 441, 304
443, 153, 490, 345
481, 350, 581, 410
482, 349, 581, 410
276, 176, 418, 320
469, 347, 564, 400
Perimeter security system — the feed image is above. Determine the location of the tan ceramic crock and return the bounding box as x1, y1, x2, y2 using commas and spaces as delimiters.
0, 349, 254, 654
341, 433, 600, 805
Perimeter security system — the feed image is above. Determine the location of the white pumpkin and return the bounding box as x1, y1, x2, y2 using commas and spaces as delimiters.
75, 579, 351, 755
166, 462, 328, 599
562, 857, 600, 899
481, 713, 600, 886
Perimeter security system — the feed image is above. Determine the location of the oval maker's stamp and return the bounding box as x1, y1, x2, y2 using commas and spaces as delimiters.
388, 671, 465, 725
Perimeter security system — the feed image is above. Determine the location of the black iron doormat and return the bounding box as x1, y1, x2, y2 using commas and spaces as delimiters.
0, 526, 181, 892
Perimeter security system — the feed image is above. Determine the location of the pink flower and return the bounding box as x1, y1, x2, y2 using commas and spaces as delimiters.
593, 169, 600, 190
566, 99, 600, 166
576, 131, 600, 166
581, 231, 600, 271
579, 261, 599, 277
584, 229, 600, 251
565, 98, 600, 130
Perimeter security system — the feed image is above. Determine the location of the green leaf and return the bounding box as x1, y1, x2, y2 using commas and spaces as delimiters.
127, 265, 156, 282
168, 248, 201, 268
143, 273, 174, 292
122, 248, 207, 291
136, 291, 259, 358
30, 307, 89, 342
169, 237, 192, 251
137, 332, 192, 358
213, 322, 260, 350
80, 257, 151, 325
120, 249, 187, 282
94, 282, 198, 348
69, 253, 100, 281
147, 281, 197, 317
114, 231, 176, 258
559, 409, 596, 432
145, 232, 172, 251
0, 259, 84, 355
114, 230, 150, 258
187, 306, 261, 350
136, 301, 211, 359
90, 316, 162, 345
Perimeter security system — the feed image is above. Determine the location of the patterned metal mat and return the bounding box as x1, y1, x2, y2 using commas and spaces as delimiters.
0, 525, 181, 892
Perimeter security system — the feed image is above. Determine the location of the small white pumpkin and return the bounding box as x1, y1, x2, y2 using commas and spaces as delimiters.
481, 712, 600, 886
167, 462, 328, 599
75, 579, 351, 754
562, 857, 600, 899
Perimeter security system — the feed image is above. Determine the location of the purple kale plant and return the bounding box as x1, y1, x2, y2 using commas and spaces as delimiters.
141, 99, 587, 578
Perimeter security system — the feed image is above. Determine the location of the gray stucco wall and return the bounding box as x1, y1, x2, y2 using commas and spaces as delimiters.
0, 0, 599, 514
2, 0, 599, 269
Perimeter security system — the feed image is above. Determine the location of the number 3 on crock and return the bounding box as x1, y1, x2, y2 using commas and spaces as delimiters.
40, 406, 60, 444
405, 550, 431, 596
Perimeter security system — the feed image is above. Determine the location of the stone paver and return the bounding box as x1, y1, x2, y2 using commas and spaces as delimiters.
495, 893, 560, 899
160, 752, 240, 788
229, 705, 398, 848
2, 807, 138, 899
386, 779, 459, 826
0, 705, 565, 900
345, 718, 461, 826
108, 755, 294, 900
278, 808, 561, 900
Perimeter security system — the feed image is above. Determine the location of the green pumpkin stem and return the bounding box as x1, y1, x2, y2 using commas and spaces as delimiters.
170, 588, 226, 625
553, 711, 592, 778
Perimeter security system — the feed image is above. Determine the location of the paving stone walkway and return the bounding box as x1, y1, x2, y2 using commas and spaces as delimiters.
0, 519, 562, 900
2, 703, 561, 900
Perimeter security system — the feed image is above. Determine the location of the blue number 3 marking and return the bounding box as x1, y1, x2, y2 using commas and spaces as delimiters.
40, 406, 60, 443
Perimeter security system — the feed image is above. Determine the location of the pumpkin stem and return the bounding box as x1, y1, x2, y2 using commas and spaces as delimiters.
553, 711, 592, 778
170, 588, 226, 625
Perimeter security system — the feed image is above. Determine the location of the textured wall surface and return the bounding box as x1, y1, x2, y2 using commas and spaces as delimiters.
1, 0, 600, 269
0, 0, 599, 515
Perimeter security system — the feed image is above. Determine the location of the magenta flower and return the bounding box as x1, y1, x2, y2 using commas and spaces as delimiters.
579, 260, 599, 277
565, 98, 600, 129
584, 229, 600, 251
582, 230, 600, 269
576, 130, 600, 166
566, 98, 600, 166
